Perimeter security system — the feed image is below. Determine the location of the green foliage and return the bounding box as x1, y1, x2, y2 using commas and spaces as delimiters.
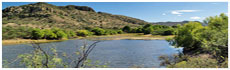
56, 30, 68, 39
117, 30, 123, 34
159, 54, 228, 68
136, 27, 143, 33
2, 26, 33, 40
143, 27, 154, 34
43, 29, 57, 39
104, 30, 118, 35
92, 28, 106, 35
77, 30, 92, 37
169, 22, 204, 54
32, 28, 45, 39
165, 13, 228, 68
31, 28, 75, 40
122, 26, 131, 32
65, 30, 76, 38
130, 28, 138, 33
143, 24, 152, 29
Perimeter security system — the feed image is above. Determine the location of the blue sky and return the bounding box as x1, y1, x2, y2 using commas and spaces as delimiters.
2, 2, 228, 22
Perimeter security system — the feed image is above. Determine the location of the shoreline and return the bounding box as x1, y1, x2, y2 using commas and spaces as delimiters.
2, 39, 65, 45
3, 33, 174, 45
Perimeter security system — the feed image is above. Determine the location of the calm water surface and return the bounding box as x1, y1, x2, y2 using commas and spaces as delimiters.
3, 39, 182, 68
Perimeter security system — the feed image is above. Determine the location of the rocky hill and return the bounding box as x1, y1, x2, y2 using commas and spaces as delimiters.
3, 2, 149, 30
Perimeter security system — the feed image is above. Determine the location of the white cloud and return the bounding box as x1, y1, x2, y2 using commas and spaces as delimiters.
162, 13, 166, 15
172, 11, 182, 14
190, 16, 201, 20
171, 10, 200, 15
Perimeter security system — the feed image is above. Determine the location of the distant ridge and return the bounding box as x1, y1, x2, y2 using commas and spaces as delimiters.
3, 2, 149, 30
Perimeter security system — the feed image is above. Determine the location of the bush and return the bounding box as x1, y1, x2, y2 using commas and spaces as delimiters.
31, 29, 45, 39
43, 29, 57, 39
77, 30, 91, 37
65, 30, 76, 38
130, 28, 138, 33
117, 30, 123, 34
167, 55, 222, 68
122, 26, 131, 33
143, 27, 154, 34
167, 13, 228, 67
104, 30, 118, 35
92, 28, 105, 35
56, 30, 68, 39
3, 26, 33, 40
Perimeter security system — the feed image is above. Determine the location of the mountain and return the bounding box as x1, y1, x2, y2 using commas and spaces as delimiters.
2, 2, 149, 30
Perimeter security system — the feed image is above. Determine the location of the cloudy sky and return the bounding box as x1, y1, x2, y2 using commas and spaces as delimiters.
2, 2, 228, 22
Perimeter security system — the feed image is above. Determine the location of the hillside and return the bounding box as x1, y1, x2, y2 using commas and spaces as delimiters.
2, 2, 149, 30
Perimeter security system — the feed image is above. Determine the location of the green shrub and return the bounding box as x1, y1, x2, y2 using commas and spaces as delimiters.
43, 29, 57, 39
56, 30, 68, 39
65, 30, 76, 38
92, 28, 105, 35
117, 30, 123, 34
31, 29, 45, 39
122, 26, 131, 33
105, 30, 118, 35
77, 30, 91, 37
167, 55, 220, 68
143, 27, 154, 34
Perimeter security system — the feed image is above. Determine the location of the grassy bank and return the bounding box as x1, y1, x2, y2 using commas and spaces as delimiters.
79, 33, 174, 40
3, 33, 174, 45
2, 39, 64, 45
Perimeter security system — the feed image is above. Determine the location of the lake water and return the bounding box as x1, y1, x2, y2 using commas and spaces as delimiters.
2, 39, 182, 68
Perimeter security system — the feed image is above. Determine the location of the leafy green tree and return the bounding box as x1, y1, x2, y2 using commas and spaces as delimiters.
169, 13, 228, 63
130, 28, 138, 33
117, 30, 123, 34
136, 27, 143, 33
31, 29, 45, 39
197, 13, 228, 61
143, 24, 152, 29
56, 30, 68, 39
43, 29, 57, 39
77, 30, 91, 37
170, 22, 204, 54
143, 27, 154, 34
92, 28, 105, 35
122, 26, 131, 33
65, 30, 76, 38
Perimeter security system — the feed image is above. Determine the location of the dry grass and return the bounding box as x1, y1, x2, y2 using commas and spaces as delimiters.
2, 39, 64, 45
2, 33, 174, 45
79, 33, 174, 40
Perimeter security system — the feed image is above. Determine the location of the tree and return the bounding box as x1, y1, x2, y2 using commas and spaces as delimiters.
170, 22, 204, 54
77, 30, 91, 37
143, 24, 152, 29
136, 27, 143, 33
91, 28, 105, 35
65, 30, 76, 38
197, 13, 228, 62
43, 29, 57, 39
143, 27, 154, 34
31, 29, 45, 39
130, 28, 138, 33
122, 26, 131, 33
117, 30, 123, 34
56, 30, 67, 39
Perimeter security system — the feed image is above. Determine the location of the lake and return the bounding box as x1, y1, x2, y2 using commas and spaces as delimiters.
2, 39, 182, 68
